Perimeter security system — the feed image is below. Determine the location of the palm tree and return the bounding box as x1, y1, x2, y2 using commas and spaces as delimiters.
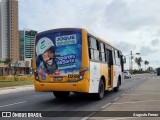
4, 58, 13, 75
135, 57, 143, 71
4, 58, 13, 67
144, 60, 149, 71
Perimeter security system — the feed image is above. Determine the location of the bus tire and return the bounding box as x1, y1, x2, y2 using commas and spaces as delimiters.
53, 91, 70, 99
94, 79, 105, 100
114, 79, 120, 92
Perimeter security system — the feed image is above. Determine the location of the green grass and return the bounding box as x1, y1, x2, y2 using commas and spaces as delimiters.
0, 80, 33, 88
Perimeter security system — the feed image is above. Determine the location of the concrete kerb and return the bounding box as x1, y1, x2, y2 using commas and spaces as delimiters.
0, 85, 34, 95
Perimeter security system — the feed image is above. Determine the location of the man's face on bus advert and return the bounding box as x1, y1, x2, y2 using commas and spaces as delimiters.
42, 50, 54, 66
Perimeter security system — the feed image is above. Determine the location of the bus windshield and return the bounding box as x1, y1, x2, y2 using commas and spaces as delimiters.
35, 29, 82, 76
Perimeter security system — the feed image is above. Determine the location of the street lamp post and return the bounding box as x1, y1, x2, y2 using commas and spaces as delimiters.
130, 51, 133, 73
130, 51, 140, 73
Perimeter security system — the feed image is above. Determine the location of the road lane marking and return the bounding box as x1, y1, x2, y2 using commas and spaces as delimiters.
121, 93, 126, 97
101, 103, 111, 109
129, 88, 134, 91
126, 93, 160, 95
113, 97, 120, 102
0, 101, 26, 108
104, 117, 135, 120
81, 112, 96, 120
113, 100, 160, 105
139, 84, 160, 86
126, 90, 131, 93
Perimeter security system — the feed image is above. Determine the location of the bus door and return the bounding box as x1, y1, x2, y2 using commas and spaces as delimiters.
106, 49, 113, 87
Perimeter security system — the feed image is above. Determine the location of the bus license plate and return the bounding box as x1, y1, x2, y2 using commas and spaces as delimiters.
53, 77, 63, 81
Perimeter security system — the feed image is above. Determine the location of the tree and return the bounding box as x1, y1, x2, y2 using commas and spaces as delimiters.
147, 66, 154, 72
4, 58, 13, 75
0, 60, 4, 75
4, 58, 13, 68
11, 60, 22, 81
135, 57, 143, 70
144, 60, 149, 71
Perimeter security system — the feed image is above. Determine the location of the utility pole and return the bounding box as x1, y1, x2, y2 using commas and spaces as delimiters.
130, 51, 133, 73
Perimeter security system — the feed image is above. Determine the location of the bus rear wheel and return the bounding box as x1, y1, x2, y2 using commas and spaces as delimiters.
114, 79, 120, 92
53, 91, 70, 99
94, 79, 105, 100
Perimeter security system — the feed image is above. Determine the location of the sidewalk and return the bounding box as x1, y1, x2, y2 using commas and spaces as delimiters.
89, 75, 160, 119
0, 85, 34, 95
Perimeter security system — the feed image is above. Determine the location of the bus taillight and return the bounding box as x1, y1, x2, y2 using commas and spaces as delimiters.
79, 67, 89, 80
34, 70, 39, 81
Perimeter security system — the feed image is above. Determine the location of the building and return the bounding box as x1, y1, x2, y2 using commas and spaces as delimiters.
19, 30, 37, 61
0, 0, 19, 60
0, 1, 2, 59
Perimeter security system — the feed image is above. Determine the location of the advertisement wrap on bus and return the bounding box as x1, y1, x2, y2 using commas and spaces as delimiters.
35, 30, 82, 80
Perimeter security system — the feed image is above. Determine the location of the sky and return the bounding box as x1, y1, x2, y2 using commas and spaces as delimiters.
19, 0, 160, 70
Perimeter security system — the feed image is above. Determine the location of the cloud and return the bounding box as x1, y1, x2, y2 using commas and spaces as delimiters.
140, 46, 156, 56
19, 0, 160, 33
113, 41, 136, 53
103, 0, 160, 31
18, 0, 160, 68
19, 0, 111, 32
151, 39, 160, 46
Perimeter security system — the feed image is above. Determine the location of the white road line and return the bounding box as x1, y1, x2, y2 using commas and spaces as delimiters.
141, 84, 160, 86
81, 112, 96, 120
130, 88, 134, 91
113, 100, 160, 105
101, 103, 111, 109
126, 90, 131, 93
0, 101, 26, 108
113, 97, 120, 102
104, 117, 135, 120
81, 117, 89, 120
126, 93, 160, 95
121, 93, 126, 97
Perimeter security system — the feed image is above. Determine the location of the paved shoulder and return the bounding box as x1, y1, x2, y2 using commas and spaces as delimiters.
0, 85, 34, 95
88, 75, 160, 119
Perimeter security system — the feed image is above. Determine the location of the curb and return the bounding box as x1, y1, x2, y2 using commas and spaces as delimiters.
0, 85, 34, 95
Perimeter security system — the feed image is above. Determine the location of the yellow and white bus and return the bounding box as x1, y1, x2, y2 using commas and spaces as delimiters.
33, 28, 125, 100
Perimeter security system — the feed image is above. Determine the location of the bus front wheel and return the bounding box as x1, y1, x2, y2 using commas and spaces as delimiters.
53, 91, 70, 99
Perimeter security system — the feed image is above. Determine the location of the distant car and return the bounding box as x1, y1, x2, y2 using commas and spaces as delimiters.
123, 71, 131, 79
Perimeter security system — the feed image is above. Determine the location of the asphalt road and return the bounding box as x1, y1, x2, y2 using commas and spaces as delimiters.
0, 74, 155, 120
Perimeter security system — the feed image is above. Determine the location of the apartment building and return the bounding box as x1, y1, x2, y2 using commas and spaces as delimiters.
0, 0, 19, 60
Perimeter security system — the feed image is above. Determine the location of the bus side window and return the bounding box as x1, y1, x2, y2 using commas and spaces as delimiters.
94, 50, 100, 61
112, 49, 116, 65
88, 36, 91, 48
115, 50, 120, 65
88, 36, 100, 61
89, 49, 94, 60
96, 40, 100, 50
100, 42, 106, 62
117, 51, 120, 58
106, 49, 113, 65
88, 36, 94, 60
90, 37, 97, 50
